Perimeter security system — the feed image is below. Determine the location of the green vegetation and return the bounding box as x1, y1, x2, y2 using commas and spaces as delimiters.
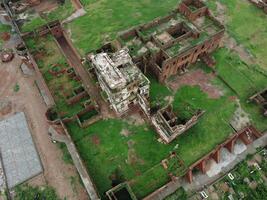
213, 0, 267, 70
164, 187, 187, 200
66, 119, 175, 198
149, 75, 172, 107
25, 35, 87, 118
0, 23, 11, 33
13, 83, 20, 92
21, 16, 47, 33
215, 155, 267, 200
214, 48, 267, 131
14, 184, 61, 200
19, 0, 74, 33
22, 0, 267, 198
57, 143, 73, 164
44, 0, 75, 22
172, 85, 236, 164
67, 0, 180, 54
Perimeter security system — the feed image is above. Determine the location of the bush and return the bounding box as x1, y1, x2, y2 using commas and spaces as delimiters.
14, 184, 61, 200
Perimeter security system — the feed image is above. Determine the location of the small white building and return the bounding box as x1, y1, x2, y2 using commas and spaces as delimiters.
90, 48, 150, 116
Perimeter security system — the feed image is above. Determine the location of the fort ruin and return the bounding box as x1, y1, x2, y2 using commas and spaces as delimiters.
1, 0, 267, 199
117, 0, 224, 83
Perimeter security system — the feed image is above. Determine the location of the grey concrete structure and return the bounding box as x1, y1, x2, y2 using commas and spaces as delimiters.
0, 112, 42, 188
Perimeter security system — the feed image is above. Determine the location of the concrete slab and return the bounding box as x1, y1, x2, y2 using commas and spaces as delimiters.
0, 112, 43, 188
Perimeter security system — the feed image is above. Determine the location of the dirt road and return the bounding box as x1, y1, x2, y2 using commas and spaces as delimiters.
0, 46, 87, 199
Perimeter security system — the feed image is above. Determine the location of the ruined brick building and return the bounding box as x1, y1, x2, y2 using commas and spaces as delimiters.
118, 0, 224, 83
151, 105, 204, 144
250, 88, 267, 117
89, 48, 150, 116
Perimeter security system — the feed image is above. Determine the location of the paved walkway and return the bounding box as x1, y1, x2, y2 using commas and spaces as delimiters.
144, 132, 267, 200
49, 126, 100, 200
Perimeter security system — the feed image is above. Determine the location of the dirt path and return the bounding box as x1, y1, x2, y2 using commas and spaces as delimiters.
167, 69, 223, 99
0, 49, 87, 200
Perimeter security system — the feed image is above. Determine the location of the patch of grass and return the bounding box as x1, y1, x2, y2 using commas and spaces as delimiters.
66, 83, 237, 198
25, 35, 85, 118
172, 85, 237, 164
213, 48, 267, 131
57, 143, 73, 164
164, 187, 187, 200
13, 83, 20, 92
149, 75, 173, 107
0, 23, 11, 33
14, 184, 61, 200
66, 119, 176, 198
21, 16, 47, 33
66, 0, 181, 54
44, 0, 75, 22
218, 0, 267, 70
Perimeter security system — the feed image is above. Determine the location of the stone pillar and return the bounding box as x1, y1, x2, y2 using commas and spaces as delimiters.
197, 160, 206, 174
212, 149, 220, 163
225, 139, 235, 153
186, 170, 193, 183
239, 133, 252, 145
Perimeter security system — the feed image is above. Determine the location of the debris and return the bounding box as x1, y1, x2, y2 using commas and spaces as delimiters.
0, 50, 14, 63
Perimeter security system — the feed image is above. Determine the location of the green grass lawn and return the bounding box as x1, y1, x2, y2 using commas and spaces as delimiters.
213, 48, 267, 131
66, 0, 180, 54
44, 0, 75, 22
210, 0, 267, 70
66, 77, 239, 198
21, 16, 47, 33
20, 0, 74, 33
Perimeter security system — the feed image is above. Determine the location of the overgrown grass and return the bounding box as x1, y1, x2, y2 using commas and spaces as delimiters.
44, 0, 75, 22
20, 0, 74, 33
66, 119, 175, 198
214, 48, 267, 131
0, 23, 11, 33
66, 0, 181, 54
66, 79, 239, 198
149, 75, 173, 107
14, 184, 61, 200
25, 35, 85, 118
212, 0, 267, 69
21, 16, 47, 33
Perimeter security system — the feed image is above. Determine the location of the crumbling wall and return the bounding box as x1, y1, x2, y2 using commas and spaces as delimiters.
179, 0, 208, 21
157, 29, 224, 82
76, 105, 101, 128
